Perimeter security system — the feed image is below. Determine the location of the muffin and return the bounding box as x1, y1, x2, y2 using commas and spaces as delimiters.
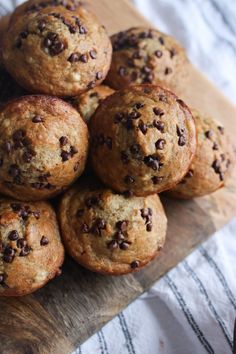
70, 85, 115, 123
0, 95, 88, 201
0, 198, 64, 296
9, 0, 82, 26
90, 85, 197, 196
59, 180, 167, 275
3, 7, 112, 96
168, 109, 234, 198
106, 27, 188, 91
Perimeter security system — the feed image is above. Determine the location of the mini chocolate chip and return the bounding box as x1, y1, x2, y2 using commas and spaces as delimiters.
146, 223, 152, 232
178, 136, 186, 146
81, 223, 90, 233
96, 72, 103, 80
23, 151, 33, 163
4, 247, 15, 256
159, 37, 165, 45
120, 242, 130, 250
33, 211, 40, 219
40, 236, 49, 246
155, 139, 166, 150
3, 255, 14, 263
20, 31, 28, 39
70, 146, 78, 155
153, 120, 164, 132
79, 25, 87, 34
205, 130, 213, 139
185, 169, 194, 178
38, 20, 46, 31
155, 50, 163, 58
77, 209, 84, 217
134, 102, 144, 109
116, 220, 128, 232
50, 41, 65, 55
8, 164, 20, 178
13, 129, 25, 141
130, 144, 140, 154
8, 230, 19, 241
107, 240, 118, 250
19, 246, 31, 257
68, 52, 79, 62
61, 151, 71, 161
19, 209, 29, 220
89, 50, 97, 59
0, 274, 5, 284
212, 142, 219, 150
219, 172, 224, 181
128, 111, 141, 120
141, 208, 149, 218
138, 121, 148, 135
153, 107, 164, 116
142, 66, 151, 74
69, 25, 77, 33
11, 203, 21, 212
16, 238, 27, 248
169, 48, 177, 58
130, 260, 139, 269
4, 142, 12, 153
59, 136, 68, 146
165, 67, 172, 75
114, 231, 125, 241
114, 112, 125, 123
118, 66, 127, 76
212, 159, 221, 173
144, 156, 159, 171
124, 175, 135, 184
123, 190, 134, 198
121, 151, 129, 164
32, 115, 44, 123
152, 176, 163, 184
218, 126, 224, 134
79, 54, 88, 63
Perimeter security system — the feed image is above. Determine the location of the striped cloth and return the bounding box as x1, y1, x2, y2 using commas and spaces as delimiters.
1, 1, 236, 353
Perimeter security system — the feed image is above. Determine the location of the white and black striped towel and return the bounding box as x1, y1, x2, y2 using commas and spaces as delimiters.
1, 1, 236, 353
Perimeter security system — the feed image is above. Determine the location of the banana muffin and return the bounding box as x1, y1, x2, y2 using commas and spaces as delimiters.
0, 198, 64, 296
3, 7, 112, 96
0, 95, 88, 201
90, 85, 197, 196
59, 180, 167, 275
106, 27, 188, 91
70, 85, 115, 123
168, 109, 234, 198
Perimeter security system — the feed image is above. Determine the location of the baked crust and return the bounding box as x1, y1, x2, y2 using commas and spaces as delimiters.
90, 84, 197, 196
0, 95, 89, 201
0, 198, 64, 296
59, 180, 167, 275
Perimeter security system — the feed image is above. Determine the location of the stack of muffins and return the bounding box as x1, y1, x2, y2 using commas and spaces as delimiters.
0, 0, 234, 296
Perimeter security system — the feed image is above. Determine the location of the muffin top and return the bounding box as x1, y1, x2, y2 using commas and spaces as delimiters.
0, 95, 89, 201
59, 180, 167, 275
106, 27, 188, 91
70, 85, 115, 123
3, 7, 112, 96
0, 199, 64, 296
168, 109, 235, 198
90, 85, 197, 196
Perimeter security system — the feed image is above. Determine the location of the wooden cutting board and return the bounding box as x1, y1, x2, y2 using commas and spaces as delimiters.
1, 1, 236, 353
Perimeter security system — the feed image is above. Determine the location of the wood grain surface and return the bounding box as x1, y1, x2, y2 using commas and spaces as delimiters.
0, 1, 236, 353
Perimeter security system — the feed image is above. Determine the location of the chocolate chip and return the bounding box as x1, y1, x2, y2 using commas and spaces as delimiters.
13, 129, 25, 141
51, 41, 65, 55
153, 107, 164, 116
130, 144, 140, 154
178, 136, 186, 146
32, 115, 44, 123
212, 159, 221, 173
114, 112, 125, 123
120, 242, 130, 250
142, 66, 151, 74
165, 67, 172, 75
159, 37, 165, 45
81, 223, 90, 233
61, 151, 71, 161
219, 172, 224, 181
155, 50, 163, 58
107, 240, 118, 250
19, 209, 29, 220
176, 125, 185, 137
79, 25, 87, 34
89, 50, 97, 59
118, 66, 127, 77
146, 223, 152, 232
155, 139, 166, 150
33, 211, 40, 219
169, 48, 177, 58
152, 176, 163, 184
69, 25, 77, 33
20, 31, 28, 39
4, 142, 12, 153
4, 246, 15, 256
0, 274, 5, 284
22, 151, 33, 163
19, 246, 31, 257
116, 220, 128, 232
11, 203, 21, 212
123, 190, 134, 198
205, 130, 213, 139
132, 50, 142, 59
70, 146, 78, 155
8, 164, 20, 178
8, 230, 19, 241
79, 54, 88, 63
96, 72, 103, 80
38, 20, 46, 31
124, 175, 135, 184
59, 136, 68, 146
138, 121, 148, 135
134, 102, 144, 109
3, 255, 14, 263
141, 208, 149, 218
17, 238, 27, 249
218, 126, 224, 134
114, 231, 125, 241
130, 260, 139, 269
40, 236, 49, 246
121, 151, 129, 164
128, 111, 141, 120
68, 52, 79, 62
185, 169, 194, 178
144, 156, 159, 171
212, 142, 219, 150
153, 120, 164, 132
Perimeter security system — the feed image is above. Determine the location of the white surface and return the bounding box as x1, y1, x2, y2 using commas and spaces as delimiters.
1, 1, 236, 353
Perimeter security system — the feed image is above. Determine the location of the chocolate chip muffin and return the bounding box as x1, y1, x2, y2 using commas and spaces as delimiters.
90, 85, 197, 196
70, 85, 115, 123
3, 6, 112, 96
59, 180, 167, 275
9, 0, 82, 26
0, 198, 64, 296
106, 27, 188, 91
0, 95, 88, 201
168, 109, 234, 198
